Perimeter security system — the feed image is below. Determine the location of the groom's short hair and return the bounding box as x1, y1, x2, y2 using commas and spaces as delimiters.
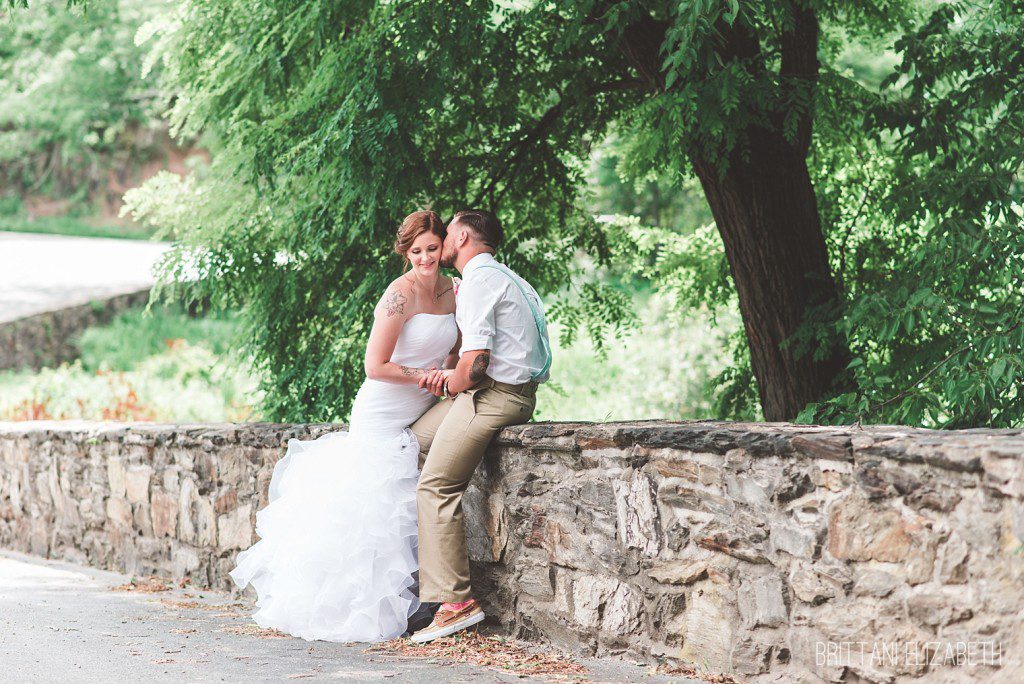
452, 209, 502, 249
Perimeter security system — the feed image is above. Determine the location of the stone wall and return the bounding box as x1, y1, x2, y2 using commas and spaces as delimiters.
0, 289, 150, 371
1, 420, 1022, 682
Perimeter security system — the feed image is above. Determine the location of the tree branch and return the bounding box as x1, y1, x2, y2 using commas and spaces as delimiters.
470, 78, 642, 209
867, 320, 1022, 415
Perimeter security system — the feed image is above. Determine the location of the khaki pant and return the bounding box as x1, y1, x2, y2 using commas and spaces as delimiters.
410, 377, 537, 603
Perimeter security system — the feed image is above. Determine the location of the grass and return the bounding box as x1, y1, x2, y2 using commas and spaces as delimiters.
77, 306, 240, 372
0, 215, 156, 240
0, 295, 727, 424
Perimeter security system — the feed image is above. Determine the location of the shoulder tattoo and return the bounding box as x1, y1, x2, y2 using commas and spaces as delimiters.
469, 350, 490, 383
383, 290, 407, 317
434, 285, 453, 301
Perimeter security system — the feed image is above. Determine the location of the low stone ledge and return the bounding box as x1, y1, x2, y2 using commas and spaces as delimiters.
2, 420, 1022, 682
0, 288, 151, 371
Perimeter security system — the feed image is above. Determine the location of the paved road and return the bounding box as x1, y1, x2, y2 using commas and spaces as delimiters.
0, 551, 695, 683
0, 232, 168, 323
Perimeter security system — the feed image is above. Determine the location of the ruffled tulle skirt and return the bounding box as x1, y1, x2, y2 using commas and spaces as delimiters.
229, 428, 421, 642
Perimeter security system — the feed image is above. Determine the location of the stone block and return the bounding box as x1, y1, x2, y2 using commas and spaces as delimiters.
681, 582, 735, 671
161, 467, 180, 494
105, 497, 132, 529
790, 565, 836, 605
939, 532, 970, 584
196, 497, 217, 547
906, 589, 973, 628
651, 591, 687, 645
151, 491, 178, 538
466, 487, 508, 563
171, 545, 200, 578
905, 532, 938, 585
517, 565, 555, 600
730, 632, 774, 676
817, 459, 853, 492
738, 574, 788, 628
770, 518, 819, 559
648, 560, 708, 585
178, 478, 197, 543
571, 576, 618, 630
132, 503, 153, 537
853, 568, 901, 598
216, 447, 248, 489
828, 493, 912, 562
724, 471, 772, 509
660, 485, 736, 517
602, 582, 643, 636
107, 458, 126, 498
34, 471, 51, 505
696, 529, 769, 564
522, 507, 572, 565
125, 465, 152, 504
614, 472, 660, 556
214, 488, 237, 515
217, 503, 252, 550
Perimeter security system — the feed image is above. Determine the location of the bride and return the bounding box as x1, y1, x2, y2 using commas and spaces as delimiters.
230, 210, 459, 642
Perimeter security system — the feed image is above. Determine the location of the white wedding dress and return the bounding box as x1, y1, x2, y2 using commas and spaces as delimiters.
230, 312, 458, 642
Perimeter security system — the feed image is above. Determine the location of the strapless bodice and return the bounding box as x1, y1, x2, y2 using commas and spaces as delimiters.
348, 313, 458, 438
389, 313, 458, 368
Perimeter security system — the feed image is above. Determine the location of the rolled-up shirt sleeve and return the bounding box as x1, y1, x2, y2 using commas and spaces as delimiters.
457, 273, 503, 353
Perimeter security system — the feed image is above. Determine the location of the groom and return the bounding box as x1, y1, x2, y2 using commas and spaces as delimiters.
409, 209, 551, 643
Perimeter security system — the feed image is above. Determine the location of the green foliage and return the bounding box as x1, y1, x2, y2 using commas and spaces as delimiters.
0, 304, 259, 422
77, 304, 240, 371
0, 0, 167, 214
0, 214, 154, 239
118, 0, 1023, 427
794, 0, 1024, 427
587, 135, 712, 230
536, 299, 736, 422
126, 0, 641, 420
584, 1, 1024, 428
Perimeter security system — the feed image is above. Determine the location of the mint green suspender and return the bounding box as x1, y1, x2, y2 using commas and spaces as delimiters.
475, 263, 553, 381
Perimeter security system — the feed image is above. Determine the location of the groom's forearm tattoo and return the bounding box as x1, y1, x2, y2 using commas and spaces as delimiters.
468, 351, 490, 383
384, 290, 407, 317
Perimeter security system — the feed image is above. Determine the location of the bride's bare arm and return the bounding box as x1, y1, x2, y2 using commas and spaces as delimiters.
443, 330, 461, 370
364, 285, 434, 384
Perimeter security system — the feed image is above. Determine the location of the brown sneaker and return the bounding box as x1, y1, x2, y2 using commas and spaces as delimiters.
409, 599, 485, 643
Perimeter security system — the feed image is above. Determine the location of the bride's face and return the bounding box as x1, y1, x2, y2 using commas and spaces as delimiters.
408, 232, 443, 278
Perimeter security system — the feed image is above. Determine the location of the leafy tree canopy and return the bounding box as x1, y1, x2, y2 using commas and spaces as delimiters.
114, 0, 1023, 427
0, 0, 168, 212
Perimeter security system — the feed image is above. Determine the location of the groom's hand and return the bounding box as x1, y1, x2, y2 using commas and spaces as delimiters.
419, 369, 452, 397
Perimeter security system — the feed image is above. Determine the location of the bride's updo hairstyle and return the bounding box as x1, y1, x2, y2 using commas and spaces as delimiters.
394, 210, 445, 267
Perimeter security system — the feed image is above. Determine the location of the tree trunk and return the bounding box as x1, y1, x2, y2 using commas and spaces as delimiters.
693, 133, 849, 421
612, 5, 850, 420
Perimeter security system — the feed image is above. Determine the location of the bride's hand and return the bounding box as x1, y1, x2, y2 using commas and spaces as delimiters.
418, 368, 441, 391
419, 368, 452, 397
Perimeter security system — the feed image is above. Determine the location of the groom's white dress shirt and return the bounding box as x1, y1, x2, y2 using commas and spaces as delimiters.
456, 253, 550, 385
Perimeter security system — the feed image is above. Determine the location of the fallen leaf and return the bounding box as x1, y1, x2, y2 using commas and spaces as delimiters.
219, 624, 290, 639
157, 599, 201, 610
367, 632, 587, 681
113, 577, 175, 593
